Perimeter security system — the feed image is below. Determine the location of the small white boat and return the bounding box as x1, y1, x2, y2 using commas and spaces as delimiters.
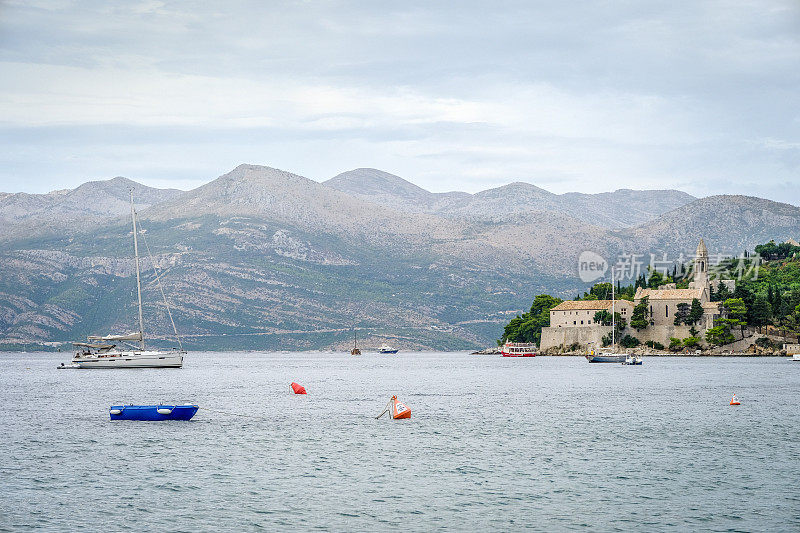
377, 344, 398, 354
622, 354, 643, 365
793, 353, 800, 362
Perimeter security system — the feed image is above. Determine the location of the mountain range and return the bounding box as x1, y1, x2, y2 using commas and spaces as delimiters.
2, 164, 799, 351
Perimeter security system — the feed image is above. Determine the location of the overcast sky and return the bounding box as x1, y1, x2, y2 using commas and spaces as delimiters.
1, 0, 798, 202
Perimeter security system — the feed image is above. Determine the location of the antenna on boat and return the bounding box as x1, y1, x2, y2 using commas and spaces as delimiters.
130, 189, 145, 350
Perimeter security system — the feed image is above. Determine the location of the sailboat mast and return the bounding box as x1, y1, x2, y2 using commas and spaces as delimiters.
611, 265, 616, 348
130, 190, 145, 350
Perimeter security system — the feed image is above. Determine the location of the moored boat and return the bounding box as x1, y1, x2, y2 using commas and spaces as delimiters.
377, 344, 399, 354
73, 344, 184, 368
501, 342, 536, 357
587, 265, 635, 365
586, 352, 626, 363
622, 354, 643, 365
109, 403, 198, 421
66, 191, 186, 369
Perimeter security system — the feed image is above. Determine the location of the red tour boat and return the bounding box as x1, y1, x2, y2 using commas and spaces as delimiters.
501, 342, 537, 357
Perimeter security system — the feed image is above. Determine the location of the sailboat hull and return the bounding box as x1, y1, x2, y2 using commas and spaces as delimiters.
586, 354, 626, 363
73, 351, 184, 368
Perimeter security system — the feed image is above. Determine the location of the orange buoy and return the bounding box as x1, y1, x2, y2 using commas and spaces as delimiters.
376, 395, 412, 419
291, 382, 307, 395
390, 395, 411, 419
730, 393, 740, 405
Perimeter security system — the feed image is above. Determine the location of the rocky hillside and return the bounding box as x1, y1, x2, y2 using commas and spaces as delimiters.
1, 164, 798, 351
0, 177, 182, 241
626, 195, 800, 257
324, 168, 696, 228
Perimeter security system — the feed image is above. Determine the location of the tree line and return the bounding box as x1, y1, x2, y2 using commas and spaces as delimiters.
500, 240, 800, 347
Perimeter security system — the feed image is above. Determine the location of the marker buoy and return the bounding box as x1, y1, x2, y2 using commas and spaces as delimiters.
390, 396, 411, 419
291, 382, 307, 395
730, 393, 740, 406
376, 395, 411, 419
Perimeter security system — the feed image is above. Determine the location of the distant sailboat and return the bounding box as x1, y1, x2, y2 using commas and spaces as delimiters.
68, 191, 186, 369
351, 329, 361, 355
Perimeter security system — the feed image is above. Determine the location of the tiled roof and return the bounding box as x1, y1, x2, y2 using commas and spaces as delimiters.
551, 300, 632, 311
635, 288, 703, 300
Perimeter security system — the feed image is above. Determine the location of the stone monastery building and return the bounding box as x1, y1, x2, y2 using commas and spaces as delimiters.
540, 239, 732, 351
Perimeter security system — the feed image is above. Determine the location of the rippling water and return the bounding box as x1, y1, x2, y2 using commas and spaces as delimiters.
1, 352, 798, 531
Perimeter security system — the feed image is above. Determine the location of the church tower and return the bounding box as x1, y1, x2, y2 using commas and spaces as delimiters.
690, 238, 710, 297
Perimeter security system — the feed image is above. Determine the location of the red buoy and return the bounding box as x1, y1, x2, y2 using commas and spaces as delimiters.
291, 382, 307, 395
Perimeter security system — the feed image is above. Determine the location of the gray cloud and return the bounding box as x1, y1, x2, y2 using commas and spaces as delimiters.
0, 0, 798, 203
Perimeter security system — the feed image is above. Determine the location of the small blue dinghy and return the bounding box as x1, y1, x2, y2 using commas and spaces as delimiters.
109, 404, 199, 421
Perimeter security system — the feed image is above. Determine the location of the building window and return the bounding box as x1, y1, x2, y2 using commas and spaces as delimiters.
573, 321, 576, 325
666, 305, 669, 317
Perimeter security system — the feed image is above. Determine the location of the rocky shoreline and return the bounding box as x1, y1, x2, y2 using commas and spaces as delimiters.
472, 346, 794, 357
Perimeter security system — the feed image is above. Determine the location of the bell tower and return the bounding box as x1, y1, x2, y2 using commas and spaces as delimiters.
690, 238, 710, 296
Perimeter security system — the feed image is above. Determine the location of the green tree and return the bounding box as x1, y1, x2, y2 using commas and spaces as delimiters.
669, 337, 682, 351
588, 282, 613, 300
630, 296, 650, 330
593, 309, 612, 325
620, 335, 640, 348
593, 310, 625, 332
723, 297, 747, 336
683, 336, 702, 349
715, 282, 733, 302
530, 294, 562, 315
774, 288, 783, 316
706, 319, 736, 346
648, 270, 665, 289
781, 312, 800, 343
749, 294, 772, 327
500, 294, 563, 345
688, 298, 704, 325
674, 302, 690, 325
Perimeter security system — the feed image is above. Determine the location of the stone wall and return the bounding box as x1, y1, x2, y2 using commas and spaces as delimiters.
540, 325, 610, 352
540, 323, 705, 352
628, 325, 699, 346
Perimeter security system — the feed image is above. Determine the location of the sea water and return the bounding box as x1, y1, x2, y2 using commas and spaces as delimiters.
1, 352, 798, 532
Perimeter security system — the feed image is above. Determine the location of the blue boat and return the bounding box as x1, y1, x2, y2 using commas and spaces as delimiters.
109, 404, 199, 421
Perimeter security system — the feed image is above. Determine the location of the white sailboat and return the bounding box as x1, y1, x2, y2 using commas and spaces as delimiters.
586, 265, 631, 363
69, 192, 185, 369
